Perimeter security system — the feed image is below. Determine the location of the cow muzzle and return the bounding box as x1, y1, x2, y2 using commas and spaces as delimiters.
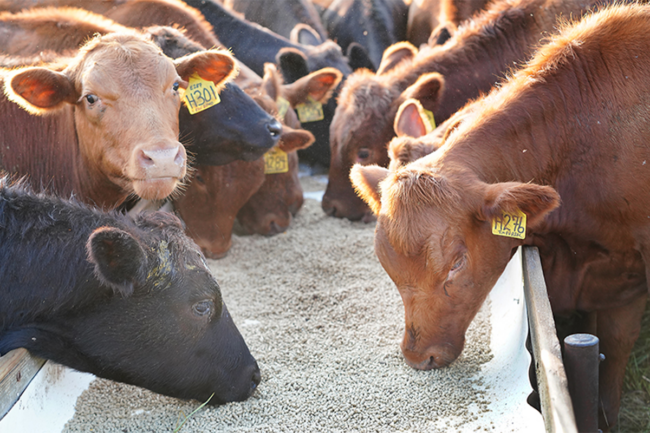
131, 143, 187, 200
400, 338, 464, 370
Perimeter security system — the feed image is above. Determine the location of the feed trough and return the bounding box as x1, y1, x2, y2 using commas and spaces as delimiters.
0, 176, 552, 432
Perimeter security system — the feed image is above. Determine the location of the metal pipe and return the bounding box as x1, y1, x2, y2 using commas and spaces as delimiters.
563, 333, 600, 433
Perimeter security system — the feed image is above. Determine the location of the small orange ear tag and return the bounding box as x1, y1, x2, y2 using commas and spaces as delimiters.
184, 73, 221, 115
264, 148, 289, 174
492, 209, 526, 239
277, 96, 290, 120
296, 96, 324, 123
422, 108, 436, 130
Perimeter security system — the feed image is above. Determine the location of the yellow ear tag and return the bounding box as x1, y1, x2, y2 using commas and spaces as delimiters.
264, 147, 289, 174
422, 108, 436, 130
492, 209, 526, 239
184, 73, 221, 115
296, 96, 324, 123
277, 96, 290, 120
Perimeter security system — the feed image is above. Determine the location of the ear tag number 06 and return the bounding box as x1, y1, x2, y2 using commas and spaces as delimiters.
492, 209, 526, 239
184, 73, 221, 115
264, 148, 289, 174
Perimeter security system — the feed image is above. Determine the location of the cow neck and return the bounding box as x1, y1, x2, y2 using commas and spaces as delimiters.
390, 0, 594, 122
182, 0, 301, 74
429, 76, 571, 189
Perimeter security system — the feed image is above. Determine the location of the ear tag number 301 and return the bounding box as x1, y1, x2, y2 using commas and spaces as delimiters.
184, 73, 221, 115
492, 209, 526, 239
296, 96, 324, 123
264, 148, 289, 174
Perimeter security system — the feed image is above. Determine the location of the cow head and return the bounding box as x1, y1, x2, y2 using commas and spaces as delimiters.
174, 159, 266, 259
323, 42, 449, 222
0, 209, 260, 404
3, 32, 236, 203
236, 63, 317, 236
350, 162, 559, 369
144, 25, 282, 166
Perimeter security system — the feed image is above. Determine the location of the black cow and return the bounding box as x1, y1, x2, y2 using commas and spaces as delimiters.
0, 179, 260, 404
147, 25, 283, 165
181, 0, 374, 167
321, 0, 409, 70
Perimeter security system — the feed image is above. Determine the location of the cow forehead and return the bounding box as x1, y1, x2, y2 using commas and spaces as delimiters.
76, 39, 178, 98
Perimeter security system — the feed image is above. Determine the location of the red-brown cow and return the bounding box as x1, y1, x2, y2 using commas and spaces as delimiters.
324, 0, 607, 222
0, 0, 220, 49
0, 31, 235, 208
174, 158, 266, 259
175, 64, 330, 257
237, 63, 318, 236
407, 0, 492, 47
351, 4, 650, 429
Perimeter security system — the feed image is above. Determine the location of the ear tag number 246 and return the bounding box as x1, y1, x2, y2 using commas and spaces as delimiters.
184, 73, 221, 115
492, 210, 526, 239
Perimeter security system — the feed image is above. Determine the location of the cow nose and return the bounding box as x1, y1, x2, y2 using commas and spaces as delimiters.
321, 196, 337, 217
267, 220, 288, 236
249, 364, 261, 395
139, 145, 186, 175
267, 119, 282, 138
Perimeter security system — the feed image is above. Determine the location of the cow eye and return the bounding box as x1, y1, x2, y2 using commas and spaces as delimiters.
85, 94, 98, 104
193, 300, 214, 317
357, 147, 371, 161
195, 173, 205, 184
450, 256, 465, 272
172, 82, 180, 92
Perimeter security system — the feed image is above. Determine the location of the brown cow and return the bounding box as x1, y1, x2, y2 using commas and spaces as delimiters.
174, 158, 266, 259
0, 31, 235, 208
351, 4, 650, 429
388, 97, 479, 170
175, 64, 322, 257
0, 0, 220, 49
407, 0, 492, 47
324, 0, 612, 222
237, 63, 316, 236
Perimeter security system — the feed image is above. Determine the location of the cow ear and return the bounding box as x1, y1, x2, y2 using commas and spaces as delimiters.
278, 128, 315, 152
387, 136, 436, 170
87, 227, 147, 298
282, 67, 342, 105
376, 41, 417, 75
262, 63, 282, 102
429, 23, 456, 46
394, 99, 432, 138
290, 23, 323, 46
480, 182, 561, 229
276, 47, 309, 84
174, 49, 237, 90
350, 164, 389, 215
5, 67, 78, 114
401, 72, 445, 115
347, 42, 375, 72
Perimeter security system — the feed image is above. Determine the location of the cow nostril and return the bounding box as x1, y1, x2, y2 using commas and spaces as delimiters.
174, 146, 185, 167
267, 119, 282, 138
267, 221, 286, 236
139, 150, 155, 167
250, 368, 261, 393
323, 204, 336, 217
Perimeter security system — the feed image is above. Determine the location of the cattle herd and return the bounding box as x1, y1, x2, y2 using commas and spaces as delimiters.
0, 0, 648, 431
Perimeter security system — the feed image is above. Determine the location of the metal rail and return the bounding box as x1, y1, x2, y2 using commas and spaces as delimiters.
522, 246, 578, 433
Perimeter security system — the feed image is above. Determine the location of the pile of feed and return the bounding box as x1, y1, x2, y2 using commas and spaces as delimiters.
63, 176, 494, 433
